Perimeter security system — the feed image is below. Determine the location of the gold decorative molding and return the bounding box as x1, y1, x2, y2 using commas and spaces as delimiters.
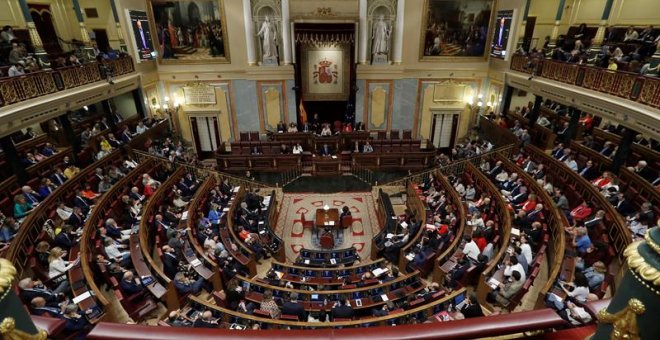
0, 258, 17, 295
624, 240, 660, 287
0, 318, 47, 340
312, 7, 337, 17
597, 298, 645, 340
644, 231, 660, 255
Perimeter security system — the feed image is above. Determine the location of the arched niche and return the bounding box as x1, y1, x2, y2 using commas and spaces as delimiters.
367, 0, 397, 63
252, 0, 282, 65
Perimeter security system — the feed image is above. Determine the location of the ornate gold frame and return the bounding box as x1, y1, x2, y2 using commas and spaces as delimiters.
147, 0, 231, 64
418, 0, 497, 62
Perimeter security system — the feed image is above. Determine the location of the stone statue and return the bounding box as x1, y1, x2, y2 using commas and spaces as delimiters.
372, 15, 391, 55
258, 16, 278, 58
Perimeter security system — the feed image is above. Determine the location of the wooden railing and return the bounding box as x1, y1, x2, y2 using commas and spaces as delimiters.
0, 56, 134, 107
79, 159, 155, 311
510, 54, 660, 109
471, 162, 512, 306
398, 182, 428, 271
429, 168, 467, 279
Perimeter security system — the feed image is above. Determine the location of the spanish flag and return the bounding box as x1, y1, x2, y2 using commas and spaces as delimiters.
299, 99, 308, 123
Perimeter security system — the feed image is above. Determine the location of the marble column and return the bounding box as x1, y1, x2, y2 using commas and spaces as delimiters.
548, 0, 566, 47
110, 0, 127, 52
518, 0, 531, 51
17, 0, 48, 64
72, 0, 91, 44
281, 0, 292, 65
242, 0, 257, 65
591, 0, 614, 51
392, 0, 405, 64
358, 0, 368, 64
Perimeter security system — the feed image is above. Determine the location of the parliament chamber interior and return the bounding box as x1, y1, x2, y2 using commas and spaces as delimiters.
0, 0, 659, 339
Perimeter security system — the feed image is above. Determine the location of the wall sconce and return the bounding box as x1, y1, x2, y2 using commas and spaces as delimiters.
323, 204, 330, 211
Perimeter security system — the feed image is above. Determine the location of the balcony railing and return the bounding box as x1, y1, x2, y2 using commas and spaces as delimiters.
510, 54, 660, 109
0, 56, 134, 107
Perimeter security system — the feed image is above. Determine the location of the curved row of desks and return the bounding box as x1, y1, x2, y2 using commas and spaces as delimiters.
492, 152, 569, 308
469, 162, 513, 307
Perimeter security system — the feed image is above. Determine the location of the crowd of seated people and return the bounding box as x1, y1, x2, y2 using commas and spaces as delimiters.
550, 143, 656, 240
192, 178, 250, 285
435, 137, 495, 167
484, 170, 543, 308
233, 189, 278, 264
273, 115, 366, 136
403, 174, 458, 274
15, 155, 146, 336
517, 23, 659, 76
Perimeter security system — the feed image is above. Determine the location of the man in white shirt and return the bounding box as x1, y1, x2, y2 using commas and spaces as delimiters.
503, 256, 526, 281
8, 62, 25, 77
363, 142, 373, 153
462, 235, 481, 262
292, 143, 303, 154
519, 235, 533, 264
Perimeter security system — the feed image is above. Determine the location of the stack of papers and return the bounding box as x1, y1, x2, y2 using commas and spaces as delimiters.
511, 228, 520, 236
232, 186, 241, 193
181, 211, 189, 220
330, 258, 337, 265
380, 294, 389, 302
487, 278, 501, 290
400, 221, 408, 229
372, 267, 389, 277
190, 259, 202, 267
72, 291, 92, 304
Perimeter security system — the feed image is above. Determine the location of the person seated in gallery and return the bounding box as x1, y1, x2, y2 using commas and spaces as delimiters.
363, 141, 374, 153
280, 143, 290, 154
292, 143, 303, 154
320, 124, 333, 136
287, 122, 298, 133
319, 143, 333, 157
251, 146, 262, 155
344, 123, 353, 132
277, 121, 287, 133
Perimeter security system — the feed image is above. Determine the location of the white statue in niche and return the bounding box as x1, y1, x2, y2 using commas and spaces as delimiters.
258, 16, 278, 58
371, 15, 391, 55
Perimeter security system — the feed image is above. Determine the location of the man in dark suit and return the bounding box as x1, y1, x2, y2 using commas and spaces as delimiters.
578, 160, 598, 181
319, 143, 333, 156
331, 299, 355, 320
193, 311, 218, 328
50, 168, 67, 186
583, 210, 605, 229
174, 272, 205, 295
119, 271, 143, 296
281, 292, 306, 321
488, 161, 503, 178
30, 297, 64, 317
18, 278, 61, 306
614, 193, 634, 216
460, 294, 485, 318
67, 207, 85, 228
510, 186, 529, 205
73, 190, 92, 215
162, 245, 179, 279
54, 226, 76, 251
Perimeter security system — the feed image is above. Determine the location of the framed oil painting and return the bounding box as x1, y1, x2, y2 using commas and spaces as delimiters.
147, 0, 230, 64
420, 0, 495, 60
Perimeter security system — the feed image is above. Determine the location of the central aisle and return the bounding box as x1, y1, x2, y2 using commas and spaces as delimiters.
274, 192, 380, 262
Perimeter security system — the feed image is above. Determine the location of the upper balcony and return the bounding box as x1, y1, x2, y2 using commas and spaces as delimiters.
0, 56, 139, 138
507, 54, 660, 139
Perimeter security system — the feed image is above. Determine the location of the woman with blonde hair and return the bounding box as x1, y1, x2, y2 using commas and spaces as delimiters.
48, 247, 78, 294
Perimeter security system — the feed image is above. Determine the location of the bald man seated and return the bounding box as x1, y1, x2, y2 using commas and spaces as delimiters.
193, 310, 219, 328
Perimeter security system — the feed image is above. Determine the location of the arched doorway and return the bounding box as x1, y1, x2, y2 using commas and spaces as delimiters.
29, 4, 62, 55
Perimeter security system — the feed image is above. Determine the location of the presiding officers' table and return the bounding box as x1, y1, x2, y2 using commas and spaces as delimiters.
316, 208, 339, 228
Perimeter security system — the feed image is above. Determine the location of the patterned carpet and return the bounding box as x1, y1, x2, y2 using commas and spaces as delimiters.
275, 193, 380, 262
